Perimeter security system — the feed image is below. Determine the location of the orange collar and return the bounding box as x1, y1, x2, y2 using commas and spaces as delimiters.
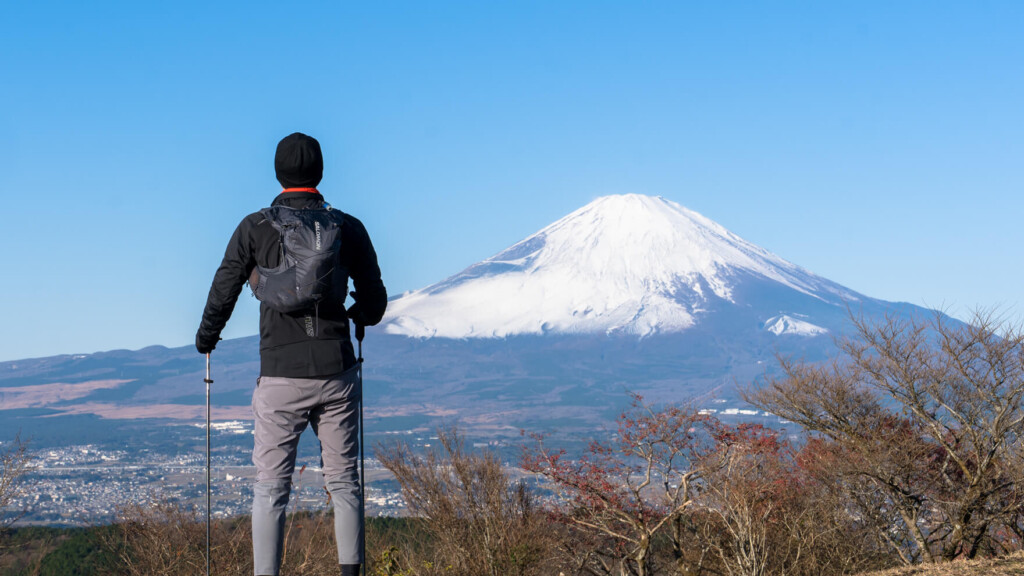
281, 187, 320, 194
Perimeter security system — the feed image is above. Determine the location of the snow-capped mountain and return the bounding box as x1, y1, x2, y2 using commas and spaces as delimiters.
1, 193, 942, 456
382, 194, 860, 338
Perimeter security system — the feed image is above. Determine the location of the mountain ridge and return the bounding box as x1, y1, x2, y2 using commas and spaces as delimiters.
383, 194, 862, 339
0, 193, 945, 444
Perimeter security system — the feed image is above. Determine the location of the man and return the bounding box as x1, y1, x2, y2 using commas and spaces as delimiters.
196, 132, 387, 576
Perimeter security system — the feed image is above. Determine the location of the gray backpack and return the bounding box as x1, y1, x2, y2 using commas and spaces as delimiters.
249, 204, 345, 314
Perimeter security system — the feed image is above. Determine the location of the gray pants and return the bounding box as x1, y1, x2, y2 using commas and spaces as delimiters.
251, 365, 363, 576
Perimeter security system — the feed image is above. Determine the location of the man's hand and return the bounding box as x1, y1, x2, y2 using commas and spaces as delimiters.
347, 291, 369, 327
196, 332, 220, 355
346, 302, 367, 326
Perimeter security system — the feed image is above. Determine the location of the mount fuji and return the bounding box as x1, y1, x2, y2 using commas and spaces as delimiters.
383, 194, 868, 340
0, 194, 936, 446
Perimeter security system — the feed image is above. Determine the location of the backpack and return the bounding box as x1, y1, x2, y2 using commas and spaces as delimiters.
248, 204, 345, 314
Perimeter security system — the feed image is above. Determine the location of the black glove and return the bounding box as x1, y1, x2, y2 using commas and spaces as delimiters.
196, 331, 220, 355
347, 291, 368, 325
347, 302, 368, 327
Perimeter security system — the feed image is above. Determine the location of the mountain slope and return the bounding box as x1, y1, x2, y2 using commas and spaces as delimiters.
383, 194, 862, 338
0, 193, 942, 447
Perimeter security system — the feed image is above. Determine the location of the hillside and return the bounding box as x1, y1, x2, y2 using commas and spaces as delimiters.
863, 553, 1024, 576
2, 194, 942, 443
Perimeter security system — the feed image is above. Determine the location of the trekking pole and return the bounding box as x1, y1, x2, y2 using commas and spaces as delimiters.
355, 323, 366, 576
204, 353, 214, 576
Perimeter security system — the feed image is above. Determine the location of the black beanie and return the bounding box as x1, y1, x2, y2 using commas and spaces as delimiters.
275, 132, 323, 188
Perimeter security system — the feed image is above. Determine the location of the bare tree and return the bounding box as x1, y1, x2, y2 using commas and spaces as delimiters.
522, 395, 715, 576
694, 426, 893, 576
746, 310, 1024, 564
377, 427, 556, 576
697, 424, 793, 576
0, 434, 35, 529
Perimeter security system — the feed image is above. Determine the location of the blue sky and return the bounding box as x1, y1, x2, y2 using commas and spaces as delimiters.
1, 1, 1022, 361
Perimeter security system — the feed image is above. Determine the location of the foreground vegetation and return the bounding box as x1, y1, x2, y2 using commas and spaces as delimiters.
0, 516, 418, 576
864, 551, 1024, 576
5, 310, 1024, 575
0, 525, 116, 576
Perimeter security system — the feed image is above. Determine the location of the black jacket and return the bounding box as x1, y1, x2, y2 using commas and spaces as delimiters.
197, 191, 387, 377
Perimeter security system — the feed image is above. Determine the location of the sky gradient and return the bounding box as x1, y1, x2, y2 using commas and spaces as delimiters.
2, 1, 1022, 361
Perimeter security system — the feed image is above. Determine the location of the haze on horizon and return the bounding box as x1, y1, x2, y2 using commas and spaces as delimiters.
1, 1, 1022, 362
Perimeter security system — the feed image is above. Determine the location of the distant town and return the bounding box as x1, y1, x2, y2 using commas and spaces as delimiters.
8, 404, 786, 527
12, 421, 418, 525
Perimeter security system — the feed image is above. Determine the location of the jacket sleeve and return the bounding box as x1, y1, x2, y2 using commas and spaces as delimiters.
345, 215, 388, 326
197, 217, 256, 345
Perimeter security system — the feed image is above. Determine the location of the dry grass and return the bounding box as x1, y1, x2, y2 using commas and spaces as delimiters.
861, 552, 1024, 576
51, 402, 254, 420
102, 501, 426, 576
0, 379, 133, 409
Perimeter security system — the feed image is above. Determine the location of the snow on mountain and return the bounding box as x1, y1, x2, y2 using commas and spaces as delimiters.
382, 194, 860, 338
762, 315, 829, 337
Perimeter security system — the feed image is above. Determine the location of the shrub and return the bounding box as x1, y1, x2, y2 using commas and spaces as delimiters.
377, 427, 558, 576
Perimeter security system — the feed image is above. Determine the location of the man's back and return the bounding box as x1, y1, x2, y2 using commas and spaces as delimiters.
197, 190, 386, 377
